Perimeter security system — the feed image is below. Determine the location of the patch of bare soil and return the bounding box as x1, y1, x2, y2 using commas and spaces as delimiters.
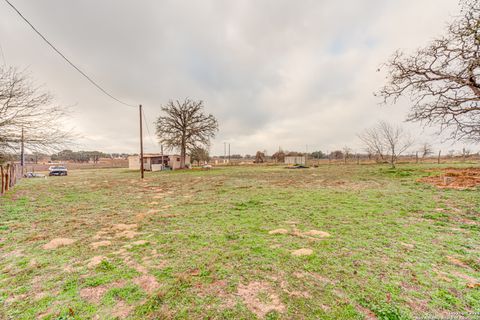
133, 275, 160, 294
80, 280, 126, 304
419, 168, 480, 189
303, 230, 331, 238
80, 286, 108, 304
291, 248, 313, 256
43, 238, 75, 250
94, 223, 141, 241
196, 279, 230, 300
268, 229, 289, 235
90, 240, 112, 249
400, 242, 415, 249
237, 281, 285, 318
112, 223, 138, 231
111, 300, 134, 319
278, 280, 311, 298
115, 230, 140, 239
268, 228, 331, 240
447, 256, 470, 268
87, 256, 105, 269
132, 240, 149, 246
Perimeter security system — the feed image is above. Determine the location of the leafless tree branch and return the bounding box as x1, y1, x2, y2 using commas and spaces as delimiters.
0, 67, 73, 158
155, 98, 218, 168
377, 0, 480, 142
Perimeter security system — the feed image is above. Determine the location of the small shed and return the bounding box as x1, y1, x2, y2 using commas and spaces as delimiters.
128, 154, 190, 171
285, 156, 306, 166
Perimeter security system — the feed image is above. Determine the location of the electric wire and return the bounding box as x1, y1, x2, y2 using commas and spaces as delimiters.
142, 108, 157, 148
3, 0, 136, 108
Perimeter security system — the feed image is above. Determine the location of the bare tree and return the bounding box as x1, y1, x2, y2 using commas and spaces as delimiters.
377, 0, 480, 142
420, 142, 434, 159
358, 121, 414, 168
0, 67, 71, 157
155, 99, 218, 169
254, 151, 266, 163
342, 146, 352, 164
190, 146, 210, 166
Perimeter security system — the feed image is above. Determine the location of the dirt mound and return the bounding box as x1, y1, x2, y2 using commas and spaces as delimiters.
268, 229, 289, 235
419, 168, 480, 189
43, 238, 75, 250
90, 240, 111, 249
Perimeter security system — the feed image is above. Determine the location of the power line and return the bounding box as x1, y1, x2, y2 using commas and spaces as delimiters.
142, 108, 157, 148
3, 0, 136, 108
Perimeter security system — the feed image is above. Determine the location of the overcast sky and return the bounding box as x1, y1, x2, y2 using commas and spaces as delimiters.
1, 0, 474, 155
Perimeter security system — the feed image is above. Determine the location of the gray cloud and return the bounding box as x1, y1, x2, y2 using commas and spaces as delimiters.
1, 0, 473, 155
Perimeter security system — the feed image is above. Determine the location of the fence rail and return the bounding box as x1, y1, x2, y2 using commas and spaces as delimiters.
1, 163, 21, 195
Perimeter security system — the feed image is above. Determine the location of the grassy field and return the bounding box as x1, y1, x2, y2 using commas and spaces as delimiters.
0, 164, 479, 319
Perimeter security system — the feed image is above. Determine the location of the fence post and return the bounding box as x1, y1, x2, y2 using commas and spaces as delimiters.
11, 164, 15, 187
0, 165, 3, 195
5, 164, 9, 192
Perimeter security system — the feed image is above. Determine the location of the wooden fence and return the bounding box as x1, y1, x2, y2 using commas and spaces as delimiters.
1, 163, 21, 195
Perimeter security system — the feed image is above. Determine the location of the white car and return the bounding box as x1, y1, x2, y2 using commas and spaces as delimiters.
49, 165, 68, 176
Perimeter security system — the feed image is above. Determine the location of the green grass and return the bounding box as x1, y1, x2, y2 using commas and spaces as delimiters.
0, 164, 479, 319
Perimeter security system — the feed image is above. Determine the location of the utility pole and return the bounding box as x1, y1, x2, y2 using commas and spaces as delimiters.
305, 144, 308, 166
139, 104, 144, 179
224, 142, 226, 164
228, 143, 231, 163
20, 127, 24, 176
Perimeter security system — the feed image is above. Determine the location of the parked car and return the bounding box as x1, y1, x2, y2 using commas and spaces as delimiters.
49, 166, 68, 176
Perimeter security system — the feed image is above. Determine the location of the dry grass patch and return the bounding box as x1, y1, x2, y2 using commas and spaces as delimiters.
237, 281, 285, 318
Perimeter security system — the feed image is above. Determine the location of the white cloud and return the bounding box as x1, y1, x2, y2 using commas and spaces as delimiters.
1, 0, 474, 155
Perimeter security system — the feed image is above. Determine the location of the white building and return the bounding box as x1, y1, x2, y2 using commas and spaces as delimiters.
284, 156, 306, 166
128, 154, 191, 171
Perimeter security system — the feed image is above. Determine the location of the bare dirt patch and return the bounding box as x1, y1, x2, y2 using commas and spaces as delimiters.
80, 286, 108, 304
268, 229, 289, 235
43, 238, 75, 250
303, 230, 331, 238
419, 168, 480, 189
132, 240, 149, 246
87, 256, 106, 268
291, 248, 313, 256
111, 300, 134, 319
115, 230, 140, 239
90, 240, 112, 249
80, 280, 126, 304
447, 256, 470, 268
112, 223, 138, 231
237, 281, 285, 318
133, 274, 160, 294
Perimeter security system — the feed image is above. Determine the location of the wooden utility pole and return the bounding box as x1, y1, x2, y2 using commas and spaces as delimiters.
438, 150, 441, 164
20, 127, 24, 176
139, 104, 144, 179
